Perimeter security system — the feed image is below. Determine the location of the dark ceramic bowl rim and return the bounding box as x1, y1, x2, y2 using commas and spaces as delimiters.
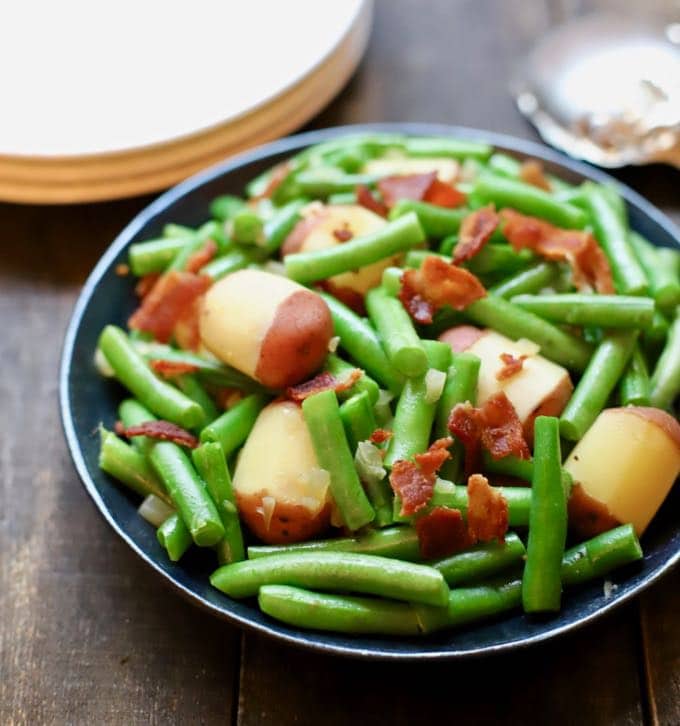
60, 123, 680, 660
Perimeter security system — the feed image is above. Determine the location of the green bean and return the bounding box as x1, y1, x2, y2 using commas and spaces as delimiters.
560, 331, 637, 441
327, 192, 357, 205
465, 245, 534, 277
619, 343, 651, 406
522, 416, 567, 613
629, 232, 680, 312
318, 292, 404, 394
421, 339, 452, 372
258, 585, 421, 635
211, 551, 448, 606
201, 248, 256, 281
324, 353, 380, 405
98, 326, 205, 429
156, 513, 192, 562
488, 262, 559, 299
481, 451, 533, 481
650, 312, 680, 409
167, 221, 218, 272
210, 194, 245, 222
561, 524, 643, 586
403, 136, 493, 160
98, 427, 171, 505
473, 175, 587, 228
464, 296, 593, 371
163, 223, 195, 238
366, 286, 428, 377
380, 265, 404, 296
404, 250, 449, 268
128, 237, 188, 276
284, 212, 424, 284
118, 398, 156, 456
260, 198, 308, 255
302, 390, 375, 530
248, 525, 420, 561
229, 207, 263, 245
339, 391, 377, 451
643, 308, 670, 347
192, 442, 245, 564
432, 533, 526, 585
389, 200, 468, 237
199, 393, 268, 455
293, 168, 378, 197
149, 442, 224, 547
438, 234, 457, 256
510, 293, 655, 328
582, 186, 647, 295
488, 152, 522, 177
174, 374, 219, 424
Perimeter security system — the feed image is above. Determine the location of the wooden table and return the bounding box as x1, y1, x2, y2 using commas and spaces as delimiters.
1, 1, 678, 723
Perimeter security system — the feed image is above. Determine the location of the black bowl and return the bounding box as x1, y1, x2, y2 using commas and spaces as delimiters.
60, 123, 680, 659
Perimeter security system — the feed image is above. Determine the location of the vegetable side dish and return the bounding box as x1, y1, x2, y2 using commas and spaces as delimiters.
96, 133, 680, 636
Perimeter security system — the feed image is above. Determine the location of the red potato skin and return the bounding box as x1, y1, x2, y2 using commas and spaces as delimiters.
255, 290, 333, 388
523, 375, 573, 443
568, 483, 621, 540
438, 325, 486, 353
236, 490, 331, 544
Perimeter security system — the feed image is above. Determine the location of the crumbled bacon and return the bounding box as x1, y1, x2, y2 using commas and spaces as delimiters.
389, 439, 452, 516
173, 297, 204, 352
414, 437, 453, 477
115, 420, 199, 448
448, 392, 530, 474
501, 209, 614, 294
213, 387, 243, 410
416, 507, 473, 559
149, 359, 200, 378
519, 159, 551, 191
369, 428, 393, 444
466, 473, 508, 543
356, 185, 388, 217
318, 280, 366, 315
115, 263, 130, 276
496, 353, 527, 381
135, 273, 160, 298
377, 173, 437, 208
286, 369, 362, 402
452, 206, 500, 264
399, 256, 486, 324
128, 271, 211, 343
257, 161, 292, 200
423, 178, 467, 208
185, 239, 218, 274
332, 225, 353, 242
281, 213, 327, 256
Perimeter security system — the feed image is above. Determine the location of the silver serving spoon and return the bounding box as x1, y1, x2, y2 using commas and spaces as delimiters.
513, 12, 680, 168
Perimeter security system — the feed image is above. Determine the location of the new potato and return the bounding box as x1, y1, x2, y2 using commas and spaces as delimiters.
199, 269, 332, 388
232, 401, 333, 544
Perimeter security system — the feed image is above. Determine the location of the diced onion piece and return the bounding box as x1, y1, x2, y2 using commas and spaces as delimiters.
327, 335, 340, 353
424, 368, 447, 404
138, 495, 175, 528
603, 580, 618, 599
355, 441, 387, 485
94, 347, 115, 377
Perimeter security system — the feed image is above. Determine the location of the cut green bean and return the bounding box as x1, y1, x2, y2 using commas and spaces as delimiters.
339, 391, 377, 452
284, 212, 424, 284
582, 186, 647, 295
421, 339, 452, 372
324, 353, 380, 405
201, 248, 256, 281
294, 168, 378, 197
327, 191, 357, 205
629, 232, 680, 312
650, 313, 680, 409
643, 308, 670, 347
157, 513, 192, 562
128, 237, 189, 276
149, 442, 224, 547
319, 292, 404, 394
98, 326, 205, 429
403, 136, 493, 160
211, 551, 448, 606
167, 221, 218, 272
389, 200, 468, 237
199, 393, 268, 455
192, 442, 245, 564
260, 198, 308, 255
174, 374, 219, 424
366, 286, 428, 377
489, 262, 559, 299
98, 427, 171, 505
481, 451, 533, 482
230, 207, 264, 245
210, 194, 245, 222
619, 343, 651, 406
465, 296, 593, 371
522, 416, 567, 613
473, 175, 587, 228
432, 533, 526, 586
248, 525, 421, 561
163, 223, 195, 238
560, 331, 637, 441
118, 398, 156, 456
510, 293, 655, 328
302, 390, 375, 531
465, 244, 534, 277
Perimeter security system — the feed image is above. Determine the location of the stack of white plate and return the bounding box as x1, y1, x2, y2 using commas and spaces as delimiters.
0, 0, 372, 203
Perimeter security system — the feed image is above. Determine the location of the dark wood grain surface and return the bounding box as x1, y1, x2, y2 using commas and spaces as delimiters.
1, 1, 677, 724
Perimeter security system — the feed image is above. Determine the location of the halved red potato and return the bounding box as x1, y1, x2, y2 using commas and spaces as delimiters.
564, 407, 680, 537
362, 156, 460, 184
199, 269, 332, 388
282, 204, 401, 301
438, 326, 573, 438
232, 401, 332, 543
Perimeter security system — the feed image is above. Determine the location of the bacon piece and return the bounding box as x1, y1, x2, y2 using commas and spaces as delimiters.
496, 353, 527, 381
501, 209, 614, 294
115, 263, 130, 276
135, 273, 160, 298
149, 359, 200, 379
377, 173, 436, 208
447, 402, 483, 475
416, 507, 473, 559
369, 428, 393, 444
185, 239, 218, 274
173, 297, 203, 352
414, 437, 453, 477
128, 271, 211, 343
257, 161, 292, 200
519, 159, 551, 191
466, 473, 509, 543
452, 206, 500, 265
356, 185, 388, 217
286, 369, 362, 402
281, 212, 328, 257
389, 439, 452, 516
332, 225, 353, 242
115, 420, 199, 449
399, 257, 486, 324
423, 178, 467, 208
318, 279, 366, 315
213, 387, 243, 410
